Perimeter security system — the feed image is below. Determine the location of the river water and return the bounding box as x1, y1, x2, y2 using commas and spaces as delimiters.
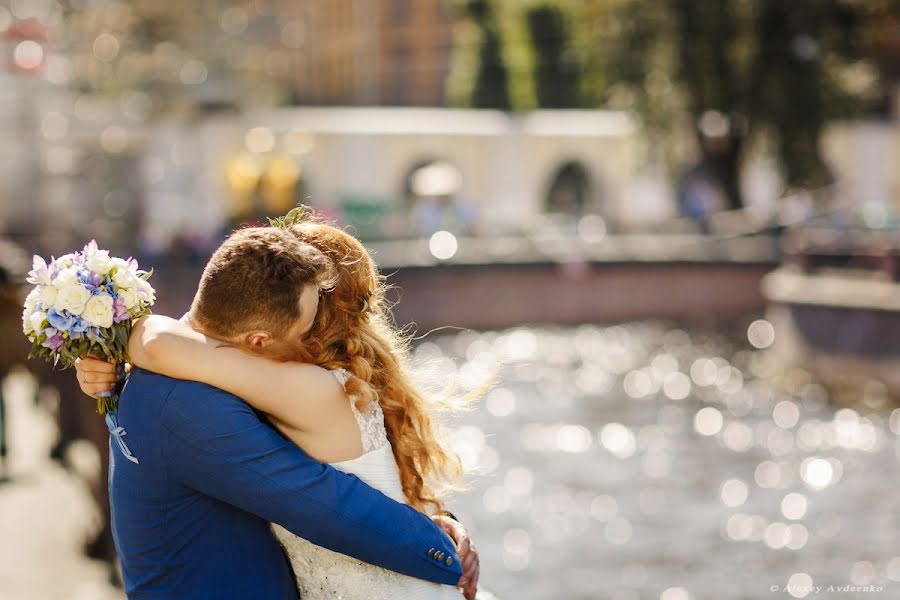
416, 320, 900, 600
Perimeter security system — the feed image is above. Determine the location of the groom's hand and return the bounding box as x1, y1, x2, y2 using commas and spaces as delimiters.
432, 515, 479, 599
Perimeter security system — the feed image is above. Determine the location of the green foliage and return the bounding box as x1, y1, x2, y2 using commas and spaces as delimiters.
446, 0, 537, 110
466, 0, 513, 110
27, 320, 136, 369
527, 4, 582, 108
748, 0, 868, 188
604, 0, 889, 203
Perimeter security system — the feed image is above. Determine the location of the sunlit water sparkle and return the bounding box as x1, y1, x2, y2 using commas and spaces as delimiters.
416, 321, 900, 600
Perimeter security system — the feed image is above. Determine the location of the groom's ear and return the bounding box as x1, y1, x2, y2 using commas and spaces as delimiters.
243, 330, 274, 350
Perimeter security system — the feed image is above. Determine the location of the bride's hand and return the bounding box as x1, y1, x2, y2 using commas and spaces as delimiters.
432, 515, 480, 599
74, 357, 119, 398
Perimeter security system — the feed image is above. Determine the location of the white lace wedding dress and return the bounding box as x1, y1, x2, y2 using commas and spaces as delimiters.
271, 369, 463, 599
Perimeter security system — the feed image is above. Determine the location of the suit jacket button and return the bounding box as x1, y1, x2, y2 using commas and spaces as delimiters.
427, 548, 435, 557
446, 557, 453, 566
435, 552, 442, 560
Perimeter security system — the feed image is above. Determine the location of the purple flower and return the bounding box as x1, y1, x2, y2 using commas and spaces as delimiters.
112, 297, 129, 323
77, 269, 103, 292
42, 332, 64, 351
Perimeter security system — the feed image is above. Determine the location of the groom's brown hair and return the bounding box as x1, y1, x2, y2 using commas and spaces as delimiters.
190, 227, 334, 339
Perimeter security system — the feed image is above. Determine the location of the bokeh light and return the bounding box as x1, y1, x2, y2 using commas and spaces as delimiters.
747, 319, 776, 349
13, 40, 43, 70
429, 230, 459, 260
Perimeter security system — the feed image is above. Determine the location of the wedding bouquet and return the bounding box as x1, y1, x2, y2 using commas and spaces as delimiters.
22, 240, 155, 414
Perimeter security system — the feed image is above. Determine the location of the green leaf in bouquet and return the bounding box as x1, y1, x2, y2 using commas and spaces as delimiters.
267, 205, 306, 229
115, 323, 128, 349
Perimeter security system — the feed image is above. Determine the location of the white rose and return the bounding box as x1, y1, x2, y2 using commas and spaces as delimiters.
29, 310, 47, 334
110, 257, 130, 272
112, 268, 139, 290
54, 282, 92, 315
24, 287, 41, 312
82, 293, 114, 329
39, 285, 58, 308
22, 307, 33, 334
85, 249, 113, 275
55, 253, 77, 269
135, 277, 156, 306
118, 286, 139, 310
52, 268, 78, 289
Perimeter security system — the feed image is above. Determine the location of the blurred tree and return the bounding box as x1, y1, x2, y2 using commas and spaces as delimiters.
749, 0, 866, 192
867, 4, 900, 115
606, 0, 890, 208
573, 0, 618, 108
466, 0, 512, 110
526, 4, 582, 108
446, 0, 536, 110
55, 0, 289, 115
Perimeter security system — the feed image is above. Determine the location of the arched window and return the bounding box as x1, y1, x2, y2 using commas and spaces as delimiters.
403, 159, 463, 201
401, 158, 473, 236
545, 161, 593, 215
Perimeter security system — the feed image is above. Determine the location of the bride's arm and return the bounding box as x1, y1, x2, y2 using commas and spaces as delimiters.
128, 315, 342, 431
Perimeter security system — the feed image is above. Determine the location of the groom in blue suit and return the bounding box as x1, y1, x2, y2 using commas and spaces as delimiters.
78, 228, 476, 599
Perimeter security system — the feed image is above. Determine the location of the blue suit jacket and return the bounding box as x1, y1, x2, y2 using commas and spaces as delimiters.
109, 369, 462, 599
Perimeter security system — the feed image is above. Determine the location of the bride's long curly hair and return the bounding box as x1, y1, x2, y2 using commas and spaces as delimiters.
288, 218, 467, 514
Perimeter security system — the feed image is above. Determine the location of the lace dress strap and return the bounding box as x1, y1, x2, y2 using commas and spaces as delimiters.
332, 367, 352, 388
331, 368, 388, 453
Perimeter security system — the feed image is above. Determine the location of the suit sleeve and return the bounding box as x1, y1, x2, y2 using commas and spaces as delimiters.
159, 382, 462, 585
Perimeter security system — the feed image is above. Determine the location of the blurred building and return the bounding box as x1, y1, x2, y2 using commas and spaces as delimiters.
277, 0, 456, 106
153, 107, 640, 243
0, 18, 48, 229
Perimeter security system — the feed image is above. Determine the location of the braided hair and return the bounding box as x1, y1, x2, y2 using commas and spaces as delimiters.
289, 220, 467, 514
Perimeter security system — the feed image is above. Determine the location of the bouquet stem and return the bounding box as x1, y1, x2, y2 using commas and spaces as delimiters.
95, 392, 119, 415
95, 362, 126, 414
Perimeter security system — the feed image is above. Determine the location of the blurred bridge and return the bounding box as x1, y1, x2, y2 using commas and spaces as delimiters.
141, 232, 781, 332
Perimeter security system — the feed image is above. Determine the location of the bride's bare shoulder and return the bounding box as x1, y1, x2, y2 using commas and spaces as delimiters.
272, 362, 349, 411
